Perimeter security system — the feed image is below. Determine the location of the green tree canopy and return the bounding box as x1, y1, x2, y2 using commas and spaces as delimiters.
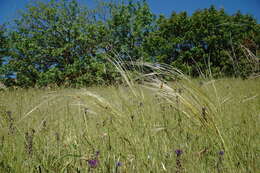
1, 1, 259, 87
7, 0, 115, 87
105, 0, 155, 61
0, 25, 8, 67
144, 6, 259, 77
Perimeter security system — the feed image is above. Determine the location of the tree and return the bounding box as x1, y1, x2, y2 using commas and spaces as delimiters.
0, 25, 8, 68
2, 1, 259, 87
144, 11, 194, 74
7, 0, 114, 87
106, 0, 155, 61
144, 5, 259, 77
0, 24, 10, 82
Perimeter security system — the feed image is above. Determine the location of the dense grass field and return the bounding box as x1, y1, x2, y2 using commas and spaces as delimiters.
0, 77, 259, 172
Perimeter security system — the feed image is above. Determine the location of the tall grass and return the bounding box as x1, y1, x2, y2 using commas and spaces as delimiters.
0, 58, 259, 172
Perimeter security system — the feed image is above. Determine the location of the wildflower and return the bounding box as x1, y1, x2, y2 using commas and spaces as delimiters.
115, 161, 122, 173
95, 150, 100, 158
87, 150, 100, 169
175, 149, 183, 157
217, 150, 225, 173
116, 162, 122, 167
88, 159, 98, 168
175, 149, 183, 173
219, 150, 224, 156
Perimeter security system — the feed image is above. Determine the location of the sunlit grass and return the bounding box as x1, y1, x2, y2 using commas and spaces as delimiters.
0, 75, 259, 172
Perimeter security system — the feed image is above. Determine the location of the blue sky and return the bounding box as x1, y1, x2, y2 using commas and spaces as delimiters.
0, 0, 259, 24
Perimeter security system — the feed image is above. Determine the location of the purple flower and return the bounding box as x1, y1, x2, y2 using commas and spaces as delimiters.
175, 149, 183, 156
115, 161, 122, 173
175, 149, 183, 172
219, 150, 224, 156
88, 159, 98, 168
217, 150, 224, 172
96, 150, 100, 157
116, 162, 122, 167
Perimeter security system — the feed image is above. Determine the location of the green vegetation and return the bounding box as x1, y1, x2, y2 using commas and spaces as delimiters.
0, 0, 259, 172
0, 70, 259, 172
0, 0, 259, 87
0, 25, 8, 69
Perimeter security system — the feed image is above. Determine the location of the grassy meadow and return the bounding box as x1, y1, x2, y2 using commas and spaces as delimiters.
0, 72, 259, 172
0, 0, 259, 172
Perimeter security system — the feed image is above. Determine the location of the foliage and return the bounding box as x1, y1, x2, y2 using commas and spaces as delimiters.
5, 0, 117, 87
0, 0, 259, 87
0, 25, 9, 78
106, 0, 155, 61
144, 6, 259, 77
